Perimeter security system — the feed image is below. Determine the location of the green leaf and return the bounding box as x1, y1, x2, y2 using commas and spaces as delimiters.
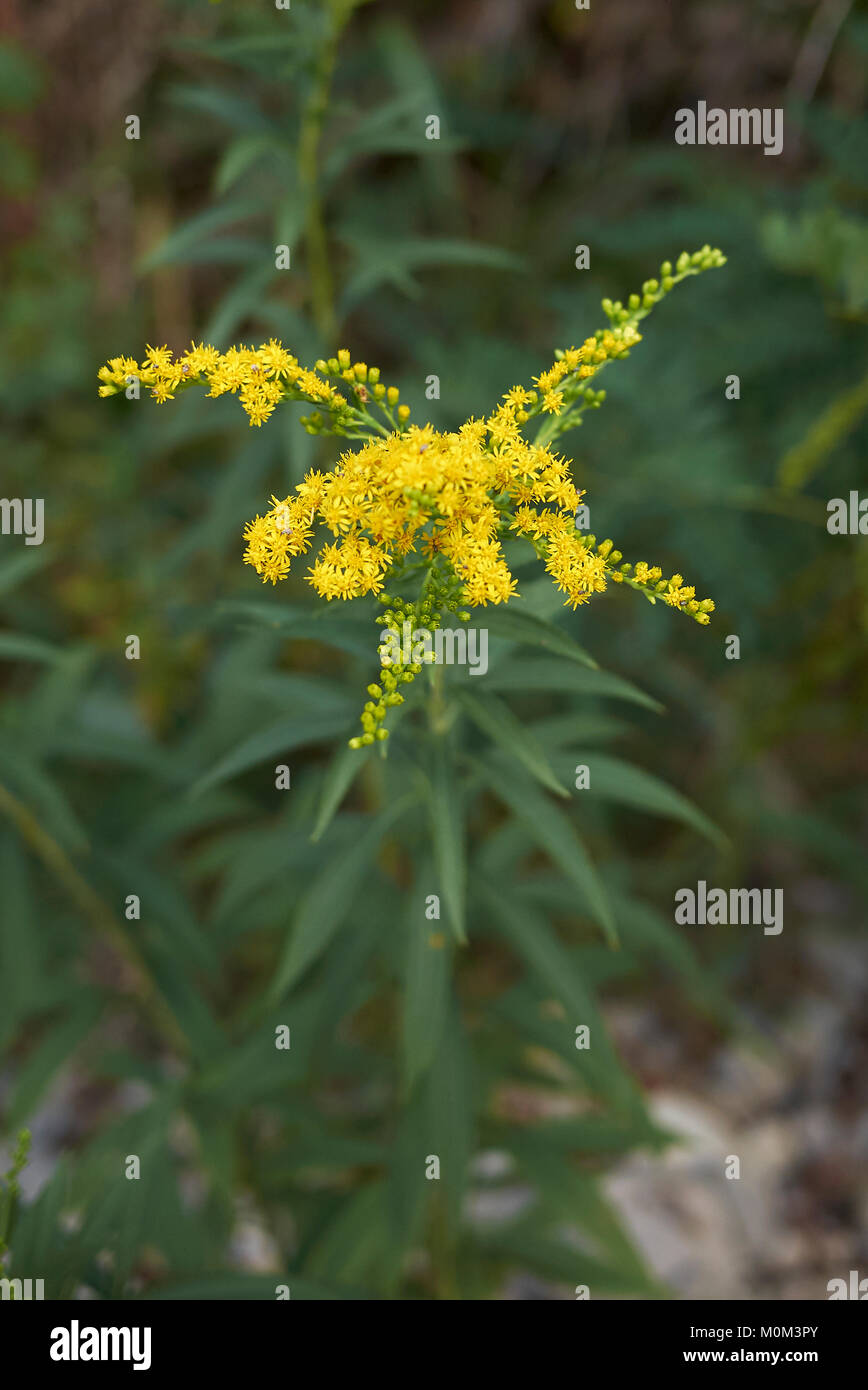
340, 236, 524, 312
324, 92, 465, 184
215, 599, 375, 658
194, 997, 317, 1102
260, 1130, 386, 1180
208, 826, 315, 931
0, 837, 46, 1044
748, 808, 868, 897
128, 790, 248, 856
490, 1111, 669, 1156
190, 710, 353, 797
311, 742, 372, 843
4, 1156, 74, 1282
609, 890, 730, 1019
48, 728, 186, 784
6, 994, 103, 1128
0, 631, 59, 663
177, 33, 305, 68
0, 736, 88, 854
139, 198, 267, 272
493, 979, 636, 1105
425, 993, 473, 1241
268, 797, 414, 998
387, 1086, 433, 1267
482, 605, 598, 668
482, 656, 662, 711
96, 851, 218, 976
509, 1139, 654, 1285
156, 236, 268, 267
401, 883, 452, 1092
478, 759, 617, 945
480, 1222, 663, 1296
424, 755, 467, 941
479, 881, 631, 1101
574, 750, 725, 846
528, 712, 630, 746
20, 648, 96, 751
214, 135, 292, 194
273, 186, 308, 253
0, 549, 48, 597
481, 887, 595, 1011
147, 938, 226, 1063
165, 84, 276, 135
457, 688, 569, 799
202, 263, 276, 346
214, 599, 322, 630
302, 1182, 402, 1292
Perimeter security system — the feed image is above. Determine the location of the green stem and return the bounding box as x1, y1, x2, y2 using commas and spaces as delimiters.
298, 0, 358, 347
427, 660, 449, 737
533, 413, 562, 447
351, 406, 392, 439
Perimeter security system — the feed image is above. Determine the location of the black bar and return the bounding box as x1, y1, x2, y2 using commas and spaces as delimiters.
1, 1299, 863, 1375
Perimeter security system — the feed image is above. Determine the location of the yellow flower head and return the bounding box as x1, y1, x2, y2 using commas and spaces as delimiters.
100, 249, 726, 641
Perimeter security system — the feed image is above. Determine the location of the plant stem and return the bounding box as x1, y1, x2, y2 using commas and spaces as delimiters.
427, 661, 450, 737
298, 0, 358, 348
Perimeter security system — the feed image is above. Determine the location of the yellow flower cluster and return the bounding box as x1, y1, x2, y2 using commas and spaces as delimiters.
100, 249, 725, 632
609, 556, 713, 622
241, 352, 715, 618
242, 382, 608, 608
534, 325, 642, 415
98, 340, 344, 427
98, 342, 414, 438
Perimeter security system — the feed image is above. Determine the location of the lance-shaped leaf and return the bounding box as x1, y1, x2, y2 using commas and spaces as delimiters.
457, 688, 569, 799
478, 880, 632, 1104
481, 605, 598, 668
566, 750, 725, 847
482, 656, 662, 711
311, 742, 372, 843
478, 758, 617, 945
268, 796, 415, 999
401, 879, 452, 1092
423, 756, 467, 941
190, 709, 352, 797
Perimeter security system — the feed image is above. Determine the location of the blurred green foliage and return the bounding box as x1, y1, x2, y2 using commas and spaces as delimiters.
0, 0, 865, 1299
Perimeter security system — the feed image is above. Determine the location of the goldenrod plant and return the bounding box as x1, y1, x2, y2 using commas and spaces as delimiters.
100, 248, 722, 748
13, 0, 865, 1305
78, 246, 731, 1300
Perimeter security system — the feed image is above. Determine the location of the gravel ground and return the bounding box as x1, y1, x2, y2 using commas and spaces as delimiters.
604, 930, 868, 1300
